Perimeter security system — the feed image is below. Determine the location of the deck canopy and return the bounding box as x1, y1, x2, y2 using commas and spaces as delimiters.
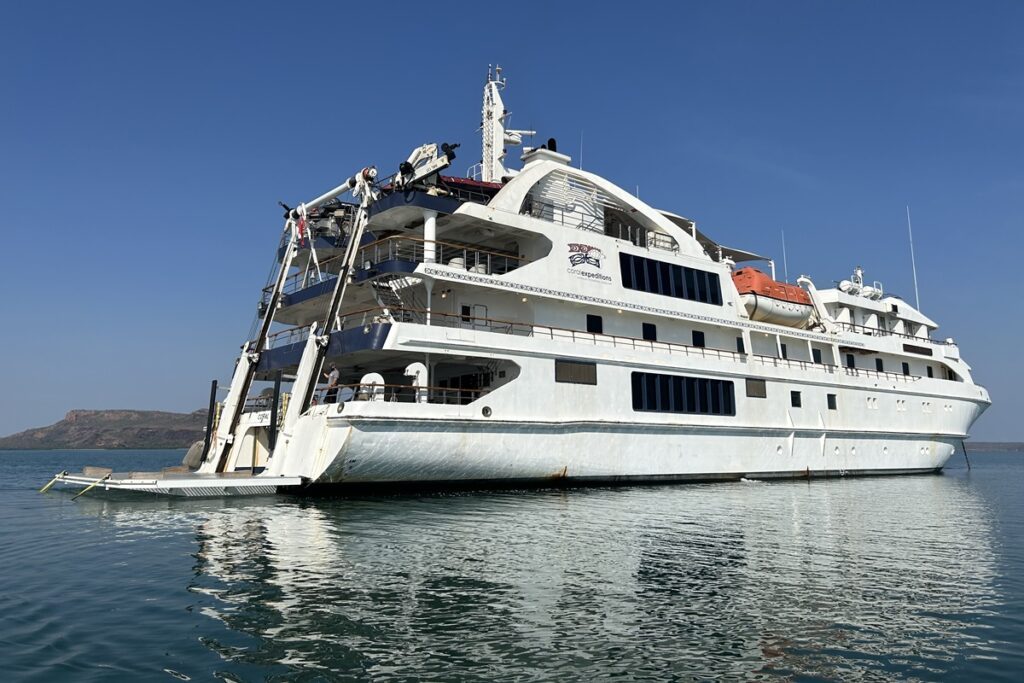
660, 211, 770, 264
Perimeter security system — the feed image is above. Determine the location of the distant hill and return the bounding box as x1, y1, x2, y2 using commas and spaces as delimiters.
965, 442, 1024, 452
0, 409, 206, 450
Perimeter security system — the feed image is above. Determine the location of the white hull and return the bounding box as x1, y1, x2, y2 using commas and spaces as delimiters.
273, 415, 959, 487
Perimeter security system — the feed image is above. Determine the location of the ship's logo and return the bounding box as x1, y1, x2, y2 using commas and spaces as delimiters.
568, 243, 604, 269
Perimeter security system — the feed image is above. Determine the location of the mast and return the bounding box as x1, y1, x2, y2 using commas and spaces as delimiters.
480, 65, 534, 182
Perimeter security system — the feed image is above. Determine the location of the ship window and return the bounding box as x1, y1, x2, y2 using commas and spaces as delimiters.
875, 358, 884, 372
902, 362, 910, 376
736, 337, 745, 354
642, 323, 657, 341
631, 372, 735, 415
891, 304, 899, 313
586, 314, 603, 334
555, 360, 597, 385
812, 348, 823, 364
780, 343, 788, 360
927, 366, 933, 378
461, 305, 472, 323
618, 253, 723, 305
827, 393, 837, 410
692, 330, 705, 348
746, 378, 767, 398
845, 353, 855, 369
790, 391, 802, 408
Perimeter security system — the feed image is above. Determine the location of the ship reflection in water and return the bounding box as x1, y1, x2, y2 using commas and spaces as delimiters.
80, 474, 1002, 680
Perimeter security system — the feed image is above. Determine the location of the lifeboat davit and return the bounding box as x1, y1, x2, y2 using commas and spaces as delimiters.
732, 267, 814, 329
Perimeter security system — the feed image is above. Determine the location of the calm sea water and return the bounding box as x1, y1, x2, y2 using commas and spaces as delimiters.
1, 450, 1022, 682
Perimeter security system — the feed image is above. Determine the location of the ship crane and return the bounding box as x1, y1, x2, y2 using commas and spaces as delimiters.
206, 138, 460, 472
205, 166, 379, 472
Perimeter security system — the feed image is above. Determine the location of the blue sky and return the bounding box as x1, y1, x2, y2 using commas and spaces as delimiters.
1, 1, 1022, 440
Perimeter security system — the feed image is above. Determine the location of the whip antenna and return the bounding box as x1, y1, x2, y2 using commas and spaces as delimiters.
781, 229, 789, 283
906, 205, 921, 311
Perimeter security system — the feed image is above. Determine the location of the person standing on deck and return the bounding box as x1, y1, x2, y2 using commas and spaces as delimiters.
323, 364, 340, 403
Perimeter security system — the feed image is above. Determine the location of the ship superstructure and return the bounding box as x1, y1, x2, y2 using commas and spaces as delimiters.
50, 67, 990, 496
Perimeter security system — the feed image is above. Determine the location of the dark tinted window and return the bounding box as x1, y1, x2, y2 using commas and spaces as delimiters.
736, 337, 745, 354
780, 343, 788, 359
642, 323, 657, 341
746, 378, 767, 398
790, 391, 802, 408
876, 358, 884, 372
846, 353, 855, 369
555, 360, 597, 385
827, 393, 837, 410
619, 253, 723, 305
586, 314, 603, 334
631, 372, 735, 415
812, 348, 823, 364
902, 362, 910, 376
692, 330, 705, 348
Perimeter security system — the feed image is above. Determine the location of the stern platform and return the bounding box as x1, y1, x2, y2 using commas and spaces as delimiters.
48, 467, 305, 498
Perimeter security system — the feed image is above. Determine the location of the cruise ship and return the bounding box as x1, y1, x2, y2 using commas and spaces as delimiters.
49, 67, 990, 496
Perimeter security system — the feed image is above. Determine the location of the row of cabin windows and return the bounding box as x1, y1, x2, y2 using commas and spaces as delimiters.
632, 372, 736, 415
791, 390, 838, 410
587, 314, 954, 380
843, 352, 951, 379
619, 253, 723, 306
778, 343, 825, 364
747, 379, 838, 410
590, 316, 710, 349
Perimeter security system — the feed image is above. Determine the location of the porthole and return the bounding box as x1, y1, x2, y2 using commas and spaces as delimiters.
482, 406, 493, 417
336, 404, 344, 414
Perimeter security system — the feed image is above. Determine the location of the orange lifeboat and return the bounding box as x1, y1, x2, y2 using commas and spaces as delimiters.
731, 267, 815, 328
